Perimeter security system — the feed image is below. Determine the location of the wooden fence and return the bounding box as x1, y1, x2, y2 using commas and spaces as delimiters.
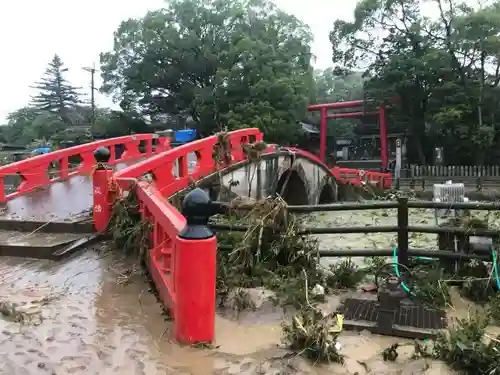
210, 198, 500, 267
410, 165, 500, 179
389, 165, 500, 192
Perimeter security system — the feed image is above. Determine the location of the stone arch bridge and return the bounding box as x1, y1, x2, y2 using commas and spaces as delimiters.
191, 148, 339, 206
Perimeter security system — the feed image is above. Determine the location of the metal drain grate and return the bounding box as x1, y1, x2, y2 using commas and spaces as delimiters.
342, 299, 446, 330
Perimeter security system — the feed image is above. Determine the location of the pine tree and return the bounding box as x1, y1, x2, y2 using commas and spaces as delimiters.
30, 54, 82, 123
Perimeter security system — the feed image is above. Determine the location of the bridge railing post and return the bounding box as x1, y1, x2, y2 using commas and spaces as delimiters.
174, 188, 218, 344
93, 147, 113, 232
397, 197, 409, 266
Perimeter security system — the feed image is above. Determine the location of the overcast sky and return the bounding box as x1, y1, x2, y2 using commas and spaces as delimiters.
0, 0, 357, 123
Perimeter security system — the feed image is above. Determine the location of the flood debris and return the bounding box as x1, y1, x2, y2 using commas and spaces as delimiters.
281, 270, 344, 364
226, 288, 256, 311
216, 194, 371, 307
106, 185, 153, 284
0, 301, 43, 325
382, 343, 399, 362
489, 294, 500, 325
437, 214, 500, 310
108, 185, 151, 261
326, 259, 365, 290
214, 198, 365, 364
216, 195, 326, 309
281, 303, 344, 364
215, 195, 500, 372
409, 262, 451, 308
433, 312, 500, 375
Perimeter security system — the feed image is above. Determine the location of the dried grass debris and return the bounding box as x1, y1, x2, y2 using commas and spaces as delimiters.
281, 271, 344, 364
0, 301, 42, 325
107, 186, 151, 261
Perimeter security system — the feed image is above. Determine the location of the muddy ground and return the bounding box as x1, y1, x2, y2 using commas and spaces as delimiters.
0, 207, 498, 374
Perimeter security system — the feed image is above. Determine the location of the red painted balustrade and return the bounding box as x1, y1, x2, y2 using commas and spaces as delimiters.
91, 128, 391, 344
95, 128, 265, 344
0, 134, 169, 202
284, 146, 336, 170
282, 147, 391, 189
331, 167, 392, 189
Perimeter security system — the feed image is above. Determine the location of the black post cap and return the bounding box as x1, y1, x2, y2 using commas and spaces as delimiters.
178, 188, 216, 240
94, 147, 111, 163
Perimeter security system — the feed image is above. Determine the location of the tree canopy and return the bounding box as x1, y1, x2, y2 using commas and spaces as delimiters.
309, 69, 365, 138
1, 55, 151, 148
5, 0, 500, 167
330, 0, 500, 164
99, 0, 315, 144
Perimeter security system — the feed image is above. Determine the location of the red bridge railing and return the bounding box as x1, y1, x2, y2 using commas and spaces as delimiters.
283, 146, 392, 189
94, 128, 264, 344
90, 129, 391, 344
0, 134, 169, 202
332, 167, 392, 189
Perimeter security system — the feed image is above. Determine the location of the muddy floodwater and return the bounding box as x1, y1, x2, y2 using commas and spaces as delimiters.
0, 207, 498, 374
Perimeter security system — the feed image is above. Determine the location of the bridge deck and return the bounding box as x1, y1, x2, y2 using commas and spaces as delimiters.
0, 161, 137, 223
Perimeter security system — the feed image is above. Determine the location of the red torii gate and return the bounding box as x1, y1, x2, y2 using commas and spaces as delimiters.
307, 100, 389, 170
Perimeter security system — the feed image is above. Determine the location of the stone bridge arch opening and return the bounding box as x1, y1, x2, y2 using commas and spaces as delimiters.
318, 183, 336, 204
276, 170, 308, 205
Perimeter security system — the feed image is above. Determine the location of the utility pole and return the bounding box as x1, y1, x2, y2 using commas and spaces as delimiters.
82, 63, 98, 126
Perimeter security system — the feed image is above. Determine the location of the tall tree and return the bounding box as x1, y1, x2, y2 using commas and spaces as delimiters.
310, 69, 364, 138
99, 0, 314, 144
330, 0, 500, 165
314, 69, 364, 104
31, 54, 82, 125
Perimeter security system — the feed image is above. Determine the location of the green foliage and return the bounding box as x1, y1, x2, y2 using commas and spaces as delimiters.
488, 293, 500, 325
213, 196, 332, 309
458, 260, 497, 304
108, 188, 151, 260
434, 312, 500, 375
326, 259, 365, 289
363, 255, 387, 273
216, 217, 324, 308
460, 277, 497, 304
330, 0, 500, 165
412, 263, 451, 308
382, 343, 399, 362
3, 107, 48, 145
1, 52, 155, 148
91, 109, 151, 138
2, 105, 147, 147
30, 54, 82, 122
99, 0, 314, 145
308, 69, 365, 138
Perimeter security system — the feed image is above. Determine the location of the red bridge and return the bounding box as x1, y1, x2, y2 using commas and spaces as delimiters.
0, 128, 391, 344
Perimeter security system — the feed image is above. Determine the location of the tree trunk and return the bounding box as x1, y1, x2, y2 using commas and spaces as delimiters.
416, 137, 426, 165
